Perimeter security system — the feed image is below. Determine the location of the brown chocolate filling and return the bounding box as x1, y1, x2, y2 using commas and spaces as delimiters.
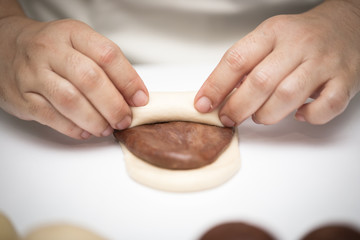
301, 225, 360, 240
199, 222, 275, 240
114, 121, 234, 170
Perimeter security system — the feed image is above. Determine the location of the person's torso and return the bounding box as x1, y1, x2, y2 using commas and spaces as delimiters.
18, 0, 323, 64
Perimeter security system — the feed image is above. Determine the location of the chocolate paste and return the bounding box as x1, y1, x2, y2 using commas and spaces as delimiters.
301, 225, 360, 240
199, 222, 275, 240
114, 121, 234, 170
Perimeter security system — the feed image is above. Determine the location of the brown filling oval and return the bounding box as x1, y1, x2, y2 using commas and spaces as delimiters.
200, 222, 275, 240
114, 121, 234, 170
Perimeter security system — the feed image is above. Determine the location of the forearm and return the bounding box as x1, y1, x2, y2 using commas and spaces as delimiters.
309, 0, 360, 38
0, 0, 25, 19
323, 0, 360, 15
0, 0, 36, 49
325, 0, 360, 7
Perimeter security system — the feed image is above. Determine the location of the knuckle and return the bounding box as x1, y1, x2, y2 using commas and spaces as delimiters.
67, 53, 104, 91
224, 47, 247, 72
250, 70, 273, 92
325, 88, 349, 115
98, 43, 120, 66
81, 66, 100, 85
30, 36, 49, 51
58, 87, 80, 108
306, 87, 350, 125
275, 84, 297, 102
78, 65, 103, 91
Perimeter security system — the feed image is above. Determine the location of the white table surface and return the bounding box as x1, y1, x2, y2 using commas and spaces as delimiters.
1, 64, 360, 240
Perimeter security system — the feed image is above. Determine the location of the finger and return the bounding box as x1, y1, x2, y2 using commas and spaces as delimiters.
218, 46, 302, 126
194, 25, 275, 113
70, 25, 149, 107
295, 79, 350, 124
24, 92, 91, 140
50, 48, 132, 131
253, 60, 327, 124
34, 69, 113, 137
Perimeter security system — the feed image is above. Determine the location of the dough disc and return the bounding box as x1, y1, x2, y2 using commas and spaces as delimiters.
119, 92, 241, 192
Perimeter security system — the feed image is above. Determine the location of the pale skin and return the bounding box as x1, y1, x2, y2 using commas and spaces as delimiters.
0, 0, 359, 140
0, 0, 149, 140
195, 0, 360, 127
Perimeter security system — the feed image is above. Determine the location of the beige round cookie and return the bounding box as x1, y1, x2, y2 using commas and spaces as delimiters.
0, 212, 18, 240
24, 224, 106, 240
120, 92, 241, 192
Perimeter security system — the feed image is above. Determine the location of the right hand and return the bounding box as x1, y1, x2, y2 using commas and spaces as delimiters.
0, 17, 148, 139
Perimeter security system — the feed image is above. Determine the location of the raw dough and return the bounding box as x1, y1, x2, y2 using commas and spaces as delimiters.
24, 224, 106, 240
130, 92, 223, 127
119, 92, 241, 192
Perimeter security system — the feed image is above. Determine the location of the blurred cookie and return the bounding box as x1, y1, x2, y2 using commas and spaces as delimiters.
0, 212, 18, 240
24, 223, 106, 240
301, 224, 360, 240
199, 222, 275, 240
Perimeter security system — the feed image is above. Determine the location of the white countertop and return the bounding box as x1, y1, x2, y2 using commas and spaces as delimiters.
1, 64, 360, 239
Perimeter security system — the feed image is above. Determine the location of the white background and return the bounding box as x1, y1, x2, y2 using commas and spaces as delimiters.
1, 64, 359, 239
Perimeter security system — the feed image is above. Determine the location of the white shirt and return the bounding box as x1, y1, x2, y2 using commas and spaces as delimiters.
18, 0, 323, 64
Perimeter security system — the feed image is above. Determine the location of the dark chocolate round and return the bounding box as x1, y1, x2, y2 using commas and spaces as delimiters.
114, 121, 234, 170
199, 222, 275, 240
301, 224, 360, 240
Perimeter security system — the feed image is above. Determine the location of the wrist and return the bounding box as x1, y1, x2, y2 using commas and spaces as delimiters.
323, 0, 360, 15
0, 0, 26, 20
0, 15, 36, 32
308, 0, 360, 29
0, 15, 38, 54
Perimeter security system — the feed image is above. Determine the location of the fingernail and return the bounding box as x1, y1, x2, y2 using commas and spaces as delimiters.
132, 90, 148, 107
116, 115, 132, 130
101, 125, 113, 137
295, 113, 306, 122
195, 96, 213, 113
220, 115, 236, 127
81, 130, 91, 139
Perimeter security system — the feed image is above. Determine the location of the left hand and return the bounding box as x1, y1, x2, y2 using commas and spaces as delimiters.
194, 0, 360, 126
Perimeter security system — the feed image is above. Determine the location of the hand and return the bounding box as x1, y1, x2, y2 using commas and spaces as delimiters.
0, 17, 148, 139
195, 0, 360, 126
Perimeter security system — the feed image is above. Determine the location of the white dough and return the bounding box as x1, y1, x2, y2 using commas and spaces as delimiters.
24, 224, 106, 240
130, 92, 223, 127
120, 92, 241, 192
